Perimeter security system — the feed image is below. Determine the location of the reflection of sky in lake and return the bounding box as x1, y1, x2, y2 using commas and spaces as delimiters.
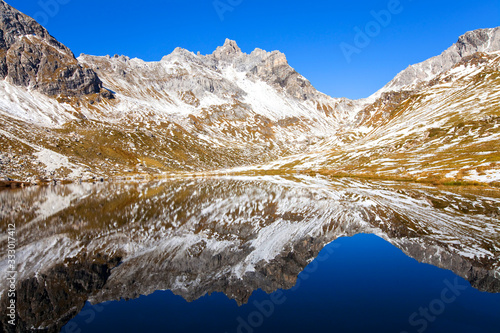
64, 234, 500, 333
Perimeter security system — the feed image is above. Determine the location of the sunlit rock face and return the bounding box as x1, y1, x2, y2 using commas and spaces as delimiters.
1, 175, 499, 332
379, 27, 500, 93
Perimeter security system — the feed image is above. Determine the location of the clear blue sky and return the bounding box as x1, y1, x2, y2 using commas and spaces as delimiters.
7, 0, 500, 99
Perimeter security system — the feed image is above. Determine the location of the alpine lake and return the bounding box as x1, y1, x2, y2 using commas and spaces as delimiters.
1, 175, 499, 333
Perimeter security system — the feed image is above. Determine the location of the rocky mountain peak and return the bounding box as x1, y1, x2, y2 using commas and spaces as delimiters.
212, 38, 242, 60
0, 0, 106, 97
377, 27, 500, 95
456, 27, 500, 56
0, 0, 67, 53
171, 46, 189, 54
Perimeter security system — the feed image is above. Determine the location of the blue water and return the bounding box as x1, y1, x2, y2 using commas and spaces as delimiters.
62, 234, 500, 333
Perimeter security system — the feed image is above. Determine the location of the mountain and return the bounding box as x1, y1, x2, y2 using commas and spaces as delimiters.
0, 0, 499, 185
0, 0, 106, 97
378, 27, 500, 93
227, 28, 500, 185
267, 45, 500, 185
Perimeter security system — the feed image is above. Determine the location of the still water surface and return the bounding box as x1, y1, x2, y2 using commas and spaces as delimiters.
65, 234, 500, 333
0, 175, 499, 332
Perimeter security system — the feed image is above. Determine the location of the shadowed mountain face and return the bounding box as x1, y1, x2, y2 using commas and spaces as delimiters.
1, 176, 499, 332
0, 0, 104, 97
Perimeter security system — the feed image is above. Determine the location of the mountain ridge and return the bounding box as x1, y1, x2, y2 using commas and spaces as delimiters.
0, 0, 499, 186
375, 27, 500, 96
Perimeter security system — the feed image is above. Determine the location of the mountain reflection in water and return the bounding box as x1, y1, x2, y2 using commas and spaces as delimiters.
0, 175, 499, 332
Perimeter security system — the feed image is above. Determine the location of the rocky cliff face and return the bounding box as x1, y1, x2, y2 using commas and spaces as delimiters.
0, 254, 121, 333
379, 27, 500, 94
206, 38, 320, 100
0, 0, 103, 97
79, 38, 330, 103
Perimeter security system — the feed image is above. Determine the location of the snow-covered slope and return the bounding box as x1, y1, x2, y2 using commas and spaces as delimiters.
247, 51, 500, 184
0, 37, 364, 181
76, 42, 357, 146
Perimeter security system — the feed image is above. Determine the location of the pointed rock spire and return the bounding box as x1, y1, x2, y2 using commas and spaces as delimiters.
212, 39, 242, 60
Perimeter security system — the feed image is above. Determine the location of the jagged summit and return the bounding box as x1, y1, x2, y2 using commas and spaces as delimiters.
212, 38, 243, 60
79, 36, 321, 102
